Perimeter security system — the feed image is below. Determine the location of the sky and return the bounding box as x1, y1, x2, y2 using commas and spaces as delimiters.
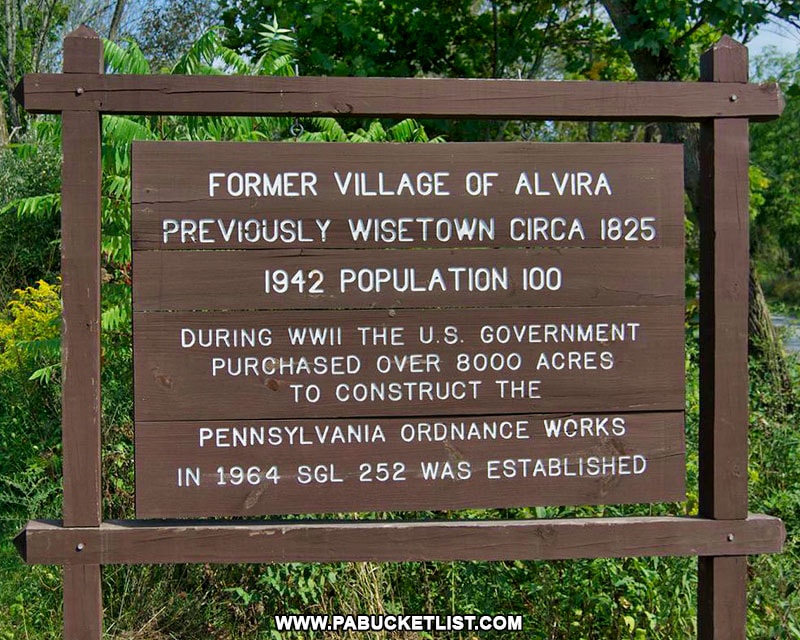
749, 20, 800, 56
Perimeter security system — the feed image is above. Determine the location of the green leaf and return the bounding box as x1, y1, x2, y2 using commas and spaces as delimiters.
103, 116, 154, 144
2, 193, 60, 219
28, 363, 60, 385
104, 39, 151, 75
623, 614, 636, 631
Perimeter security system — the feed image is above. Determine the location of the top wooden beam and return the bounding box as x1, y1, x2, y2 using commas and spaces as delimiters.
17, 74, 783, 121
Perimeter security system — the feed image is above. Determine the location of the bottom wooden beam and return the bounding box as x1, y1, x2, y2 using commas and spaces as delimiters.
16, 514, 784, 565
64, 564, 102, 639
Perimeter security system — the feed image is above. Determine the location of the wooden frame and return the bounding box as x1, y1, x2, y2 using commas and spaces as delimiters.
17, 72, 782, 120
697, 38, 754, 639
58, 26, 103, 639
15, 515, 784, 565
12, 28, 786, 640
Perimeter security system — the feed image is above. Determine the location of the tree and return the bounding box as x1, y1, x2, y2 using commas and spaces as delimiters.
0, 0, 69, 138
599, 1, 798, 200
221, 1, 626, 80
107, 0, 126, 40
220, 0, 628, 142
751, 48, 800, 285
132, 0, 217, 70
599, 0, 799, 399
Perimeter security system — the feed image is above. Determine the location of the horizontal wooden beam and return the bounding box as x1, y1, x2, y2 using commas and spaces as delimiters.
15, 515, 784, 565
17, 74, 783, 121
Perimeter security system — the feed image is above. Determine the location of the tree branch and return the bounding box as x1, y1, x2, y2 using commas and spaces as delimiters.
674, 18, 707, 48
108, 0, 128, 41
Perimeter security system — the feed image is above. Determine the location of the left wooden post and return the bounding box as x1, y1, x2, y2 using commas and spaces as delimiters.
60, 26, 103, 639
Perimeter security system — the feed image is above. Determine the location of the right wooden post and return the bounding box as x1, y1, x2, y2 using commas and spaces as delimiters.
698, 36, 751, 640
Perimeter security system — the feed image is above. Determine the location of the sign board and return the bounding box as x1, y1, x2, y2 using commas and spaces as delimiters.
131, 141, 685, 518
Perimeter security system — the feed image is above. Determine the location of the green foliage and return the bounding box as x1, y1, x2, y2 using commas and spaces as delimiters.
104, 37, 151, 75
0, 124, 61, 306
0, 279, 60, 378
0, 0, 71, 134
0, 465, 61, 532
0, 280, 62, 592
173, 27, 249, 75
0, 552, 61, 640
751, 48, 800, 302
0, 126, 61, 204
220, 1, 628, 141
300, 117, 444, 143
745, 348, 800, 637
0, 0, 70, 74
222, 1, 620, 80
132, 0, 218, 71
600, 1, 800, 84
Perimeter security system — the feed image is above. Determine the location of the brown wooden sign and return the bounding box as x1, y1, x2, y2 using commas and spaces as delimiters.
14, 31, 788, 640
132, 247, 684, 311
136, 412, 684, 518
132, 142, 684, 250
134, 307, 684, 421
132, 141, 685, 517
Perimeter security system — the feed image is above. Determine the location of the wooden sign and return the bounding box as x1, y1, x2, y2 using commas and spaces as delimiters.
134, 307, 684, 421
136, 413, 684, 518
131, 141, 685, 517
16, 32, 785, 640
131, 142, 685, 250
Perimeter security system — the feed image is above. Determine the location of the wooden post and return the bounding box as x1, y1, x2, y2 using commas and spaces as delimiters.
61, 25, 103, 639
698, 36, 750, 639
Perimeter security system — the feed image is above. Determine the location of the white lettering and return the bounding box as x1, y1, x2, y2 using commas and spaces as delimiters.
207, 172, 318, 198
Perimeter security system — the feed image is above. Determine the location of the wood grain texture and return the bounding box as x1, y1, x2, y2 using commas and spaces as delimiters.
17, 515, 785, 565
135, 411, 685, 517
132, 246, 684, 312
131, 141, 684, 250
63, 565, 102, 638
698, 556, 748, 640
698, 118, 750, 519
698, 40, 750, 522
61, 25, 103, 530
18, 74, 783, 121
62, 26, 103, 74
61, 25, 103, 640
132, 306, 685, 421
61, 110, 102, 527
697, 36, 750, 640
